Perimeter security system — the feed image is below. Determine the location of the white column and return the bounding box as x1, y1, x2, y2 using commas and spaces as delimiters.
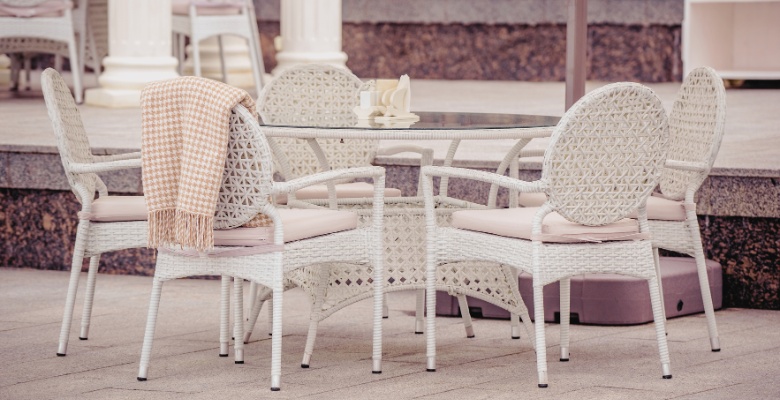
85, 0, 179, 108
273, 0, 347, 74
183, 36, 257, 88
0, 54, 10, 89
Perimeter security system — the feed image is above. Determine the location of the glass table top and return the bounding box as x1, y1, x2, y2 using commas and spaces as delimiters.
260, 111, 560, 130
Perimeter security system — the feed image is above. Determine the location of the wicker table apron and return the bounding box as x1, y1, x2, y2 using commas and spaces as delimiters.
262, 111, 559, 327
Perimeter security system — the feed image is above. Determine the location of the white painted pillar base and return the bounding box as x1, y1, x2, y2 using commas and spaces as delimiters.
85, 0, 179, 108
273, 0, 347, 74
0, 54, 10, 89
183, 36, 257, 89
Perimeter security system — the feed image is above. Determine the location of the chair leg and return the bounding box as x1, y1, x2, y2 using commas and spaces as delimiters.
244, 283, 271, 343
510, 313, 521, 339
233, 278, 244, 364
372, 260, 384, 374
192, 36, 202, 77
57, 221, 90, 356
219, 275, 230, 357
533, 280, 549, 388
66, 31, 83, 104
415, 289, 424, 334
689, 219, 721, 351
216, 36, 227, 83
137, 278, 164, 381
382, 292, 389, 319
648, 275, 673, 379
79, 255, 101, 340
425, 263, 437, 372
559, 278, 571, 362
455, 294, 475, 338
270, 279, 283, 391
301, 267, 329, 368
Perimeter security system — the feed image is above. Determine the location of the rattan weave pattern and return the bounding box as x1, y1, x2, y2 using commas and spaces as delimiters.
659, 66, 727, 201
41, 68, 147, 356
422, 82, 672, 387
258, 64, 376, 179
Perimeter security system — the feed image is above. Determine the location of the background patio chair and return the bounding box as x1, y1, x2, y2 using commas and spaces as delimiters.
41, 68, 146, 355
136, 103, 386, 391
0, 0, 84, 102
245, 64, 436, 351
171, 0, 265, 96
421, 82, 671, 387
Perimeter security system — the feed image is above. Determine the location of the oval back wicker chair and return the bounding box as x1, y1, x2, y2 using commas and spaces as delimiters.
41, 68, 147, 355
421, 82, 671, 388
649, 66, 727, 352
245, 64, 436, 353
1, 0, 84, 102
136, 102, 386, 391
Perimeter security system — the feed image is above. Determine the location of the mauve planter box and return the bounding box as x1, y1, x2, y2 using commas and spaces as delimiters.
436, 257, 722, 325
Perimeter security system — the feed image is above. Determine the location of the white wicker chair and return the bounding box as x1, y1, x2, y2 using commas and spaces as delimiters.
244, 64, 436, 350
516, 67, 727, 352
0, 0, 83, 102
422, 82, 672, 388
171, 0, 265, 96
649, 66, 727, 352
135, 104, 386, 391
41, 68, 146, 355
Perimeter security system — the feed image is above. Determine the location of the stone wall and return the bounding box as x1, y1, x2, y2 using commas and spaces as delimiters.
2, 158, 777, 310
255, 0, 684, 82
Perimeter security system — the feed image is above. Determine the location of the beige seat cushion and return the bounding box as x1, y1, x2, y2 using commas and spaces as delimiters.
172, 0, 241, 15
276, 182, 402, 204
0, 0, 71, 17
517, 193, 686, 221
451, 207, 642, 243
214, 208, 358, 245
88, 196, 148, 222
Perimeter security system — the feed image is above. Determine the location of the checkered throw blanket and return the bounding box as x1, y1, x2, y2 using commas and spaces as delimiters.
141, 76, 257, 251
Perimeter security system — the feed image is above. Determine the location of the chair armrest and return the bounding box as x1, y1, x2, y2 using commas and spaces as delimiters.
664, 159, 709, 172
273, 166, 385, 194
94, 151, 142, 162
69, 158, 142, 174
422, 165, 544, 194
518, 148, 545, 158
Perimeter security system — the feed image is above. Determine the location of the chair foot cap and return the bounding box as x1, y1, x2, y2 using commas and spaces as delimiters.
219, 354, 228, 357
235, 361, 244, 365
538, 384, 548, 388
301, 364, 309, 368
559, 358, 569, 362
511, 336, 520, 340
372, 370, 382, 374
79, 337, 88, 341
270, 387, 280, 392
137, 377, 146, 382
415, 331, 423, 335
56, 353, 66, 357
663, 375, 673, 380
383, 316, 389, 319
426, 368, 436, 372
467, 335, 475, 339
712, 348, 721, 352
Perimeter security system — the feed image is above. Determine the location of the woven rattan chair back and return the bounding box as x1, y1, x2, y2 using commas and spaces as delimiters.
542, 82, 669, 226
213, 104, 275, 229
40, 67, 100, 204
659, 66, 726, 200
257, 64, 376, 179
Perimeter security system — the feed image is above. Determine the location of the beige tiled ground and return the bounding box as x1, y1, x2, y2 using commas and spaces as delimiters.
1, 267, 780, 399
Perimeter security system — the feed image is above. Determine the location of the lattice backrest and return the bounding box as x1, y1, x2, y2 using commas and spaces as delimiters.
659, 66, 726, 200
213, 104, 275, 229
542, 82, 669, 226
40, 68, 99, 204
257, 64, 377, 178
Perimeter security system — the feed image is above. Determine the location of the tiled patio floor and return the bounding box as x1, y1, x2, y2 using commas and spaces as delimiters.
1, 267, 779, 399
